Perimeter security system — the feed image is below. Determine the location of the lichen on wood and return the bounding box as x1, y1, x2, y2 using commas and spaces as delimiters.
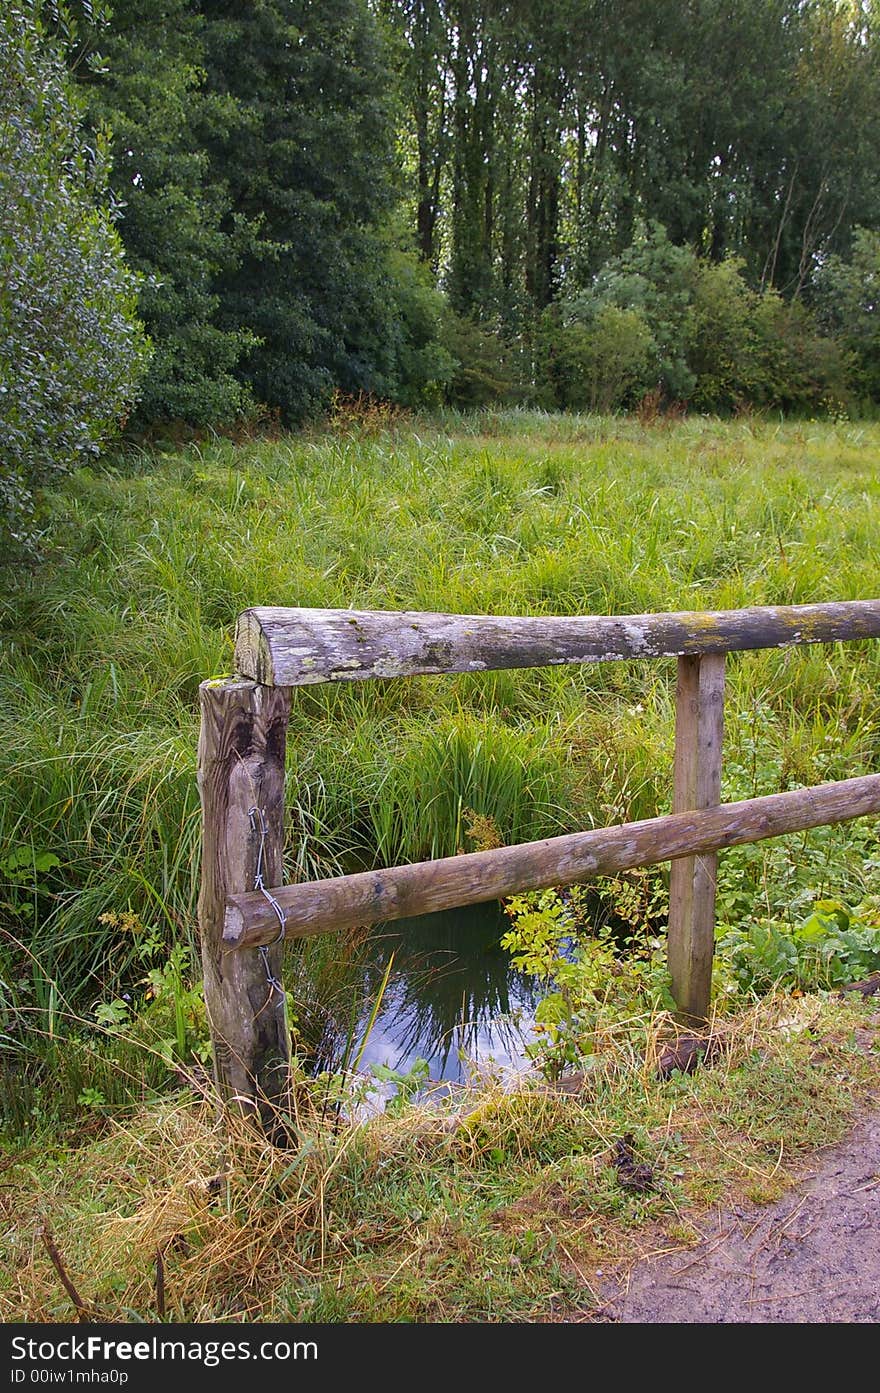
234, 600, 880, 688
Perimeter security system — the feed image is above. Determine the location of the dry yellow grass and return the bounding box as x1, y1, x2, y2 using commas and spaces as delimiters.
1, 990, 876, 1323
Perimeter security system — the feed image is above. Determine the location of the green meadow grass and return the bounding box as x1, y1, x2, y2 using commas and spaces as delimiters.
2, 409, 880, 1124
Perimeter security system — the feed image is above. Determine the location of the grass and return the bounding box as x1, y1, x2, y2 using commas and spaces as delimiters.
4, 412, 879, 910
1, 990, 876, 1322
2, 408, 880, 1315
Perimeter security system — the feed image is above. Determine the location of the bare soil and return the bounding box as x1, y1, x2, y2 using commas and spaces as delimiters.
601, 1100, 880, 1323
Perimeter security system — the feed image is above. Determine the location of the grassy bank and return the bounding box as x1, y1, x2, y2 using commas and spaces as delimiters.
2, 410, 880, 1131
2, 991, 877, 1322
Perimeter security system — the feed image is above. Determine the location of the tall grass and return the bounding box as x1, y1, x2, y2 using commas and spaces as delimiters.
2, 413, 880, 1120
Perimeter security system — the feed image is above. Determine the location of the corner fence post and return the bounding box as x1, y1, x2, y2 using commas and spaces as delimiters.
197, 677, 291, 1123
667, 652, 726, 1023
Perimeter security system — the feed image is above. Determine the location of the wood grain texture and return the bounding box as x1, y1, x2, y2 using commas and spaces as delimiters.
197, 678, 291, 1120
667, 654, 726, 1022
224, 773, 880, 948
234, 600, 880, 688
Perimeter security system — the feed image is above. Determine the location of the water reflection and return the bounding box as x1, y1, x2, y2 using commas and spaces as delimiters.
320, 902, 540, 1085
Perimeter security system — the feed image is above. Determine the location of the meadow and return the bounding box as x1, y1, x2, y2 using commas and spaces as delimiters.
2, 410, 880, 1101
3, 409, 880, 1319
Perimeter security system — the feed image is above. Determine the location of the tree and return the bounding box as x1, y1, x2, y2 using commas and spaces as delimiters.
814, 226, 880, 401
577, 224, 699, 401
759, 2, 880, 296
538, 303, 654, 412
0, 2, 149, 552
379, 0, 452, 271
383, 0, 880, 390
199, 0, 401, 422
77, 0, 256, 429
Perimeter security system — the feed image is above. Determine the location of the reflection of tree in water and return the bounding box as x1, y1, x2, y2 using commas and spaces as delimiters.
317, 903, 540, 1081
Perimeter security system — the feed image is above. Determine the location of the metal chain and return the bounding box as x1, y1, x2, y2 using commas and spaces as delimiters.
248, 806, 286, 1002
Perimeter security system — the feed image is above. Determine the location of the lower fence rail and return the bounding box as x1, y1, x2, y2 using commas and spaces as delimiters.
223, 773, 880, 971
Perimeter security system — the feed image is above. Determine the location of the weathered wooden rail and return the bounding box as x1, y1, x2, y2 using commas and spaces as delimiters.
198, 600, 880, 1117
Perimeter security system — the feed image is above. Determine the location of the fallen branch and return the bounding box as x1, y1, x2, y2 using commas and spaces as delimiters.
839, 973, 880, 999
39, 1224, 93, 1322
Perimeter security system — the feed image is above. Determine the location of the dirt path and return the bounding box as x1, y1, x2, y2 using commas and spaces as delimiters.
601, 1102, 880, 1323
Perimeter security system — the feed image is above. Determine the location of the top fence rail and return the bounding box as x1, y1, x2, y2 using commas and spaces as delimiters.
235, 599, 880, 688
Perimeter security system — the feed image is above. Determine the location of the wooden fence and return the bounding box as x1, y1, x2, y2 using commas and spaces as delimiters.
198, 599, 880, 1117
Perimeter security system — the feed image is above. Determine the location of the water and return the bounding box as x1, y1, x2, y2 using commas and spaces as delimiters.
329, 902, 541, 1092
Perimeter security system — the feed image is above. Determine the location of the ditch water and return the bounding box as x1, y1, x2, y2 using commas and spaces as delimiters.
329, 902, 542, 1095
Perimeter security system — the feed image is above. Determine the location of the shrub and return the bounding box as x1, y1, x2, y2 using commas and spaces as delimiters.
580, 223, 698, 402
540, 225, 697, 409
718, 899, 880, 994
440, 312, 521, 407
500, 885, 675, 1079
684, 258, 763, 412
814, 226, 880, 405
751, 294, 851, 413
355, 241, 458, 408
539, 303, 655, 412
0, 2, 149, 554
686, 259, 849, 413
542, 225, 853, 417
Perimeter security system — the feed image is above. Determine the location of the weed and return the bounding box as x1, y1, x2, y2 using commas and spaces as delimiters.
717, 898, 880, 994
500, 885, 675, 1080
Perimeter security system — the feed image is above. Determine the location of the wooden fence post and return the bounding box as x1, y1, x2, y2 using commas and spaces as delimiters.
667, 653, 726, 1023
197, 677, 291, 1123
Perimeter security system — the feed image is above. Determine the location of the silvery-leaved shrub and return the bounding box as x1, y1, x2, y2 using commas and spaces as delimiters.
0, 1, 150, 556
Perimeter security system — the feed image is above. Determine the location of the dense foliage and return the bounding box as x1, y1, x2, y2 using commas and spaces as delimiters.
815, 226, 880, 404
2, 0, 878, 550
198, 0, 403, 422
43, 0, 879, 434
0, 2, 149, 551
78, 0, 257, 428
538, 226, 851, 413
502, 884, 880, 1081
384, 0, 880, 314
382, 0, 879, 411
73, 0, 454, 428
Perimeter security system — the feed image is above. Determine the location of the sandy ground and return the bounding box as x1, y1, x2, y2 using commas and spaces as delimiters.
601, 1102, 880, 1323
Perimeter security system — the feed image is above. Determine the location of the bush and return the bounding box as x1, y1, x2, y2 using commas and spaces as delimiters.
351, 241, 458, 408
814, 227, 880, 405
0, 2, 149, 553
440, 312, 521, 407
686, 259, 849, 414
684, 258, 762, 412
751, 295, 851, 414
581, 223, 698, 402
539, 303, 655, 412
718, 899, 880, 995
541, 226, 853, 417
538, 225, 697, 410
389, 266, 457, 407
